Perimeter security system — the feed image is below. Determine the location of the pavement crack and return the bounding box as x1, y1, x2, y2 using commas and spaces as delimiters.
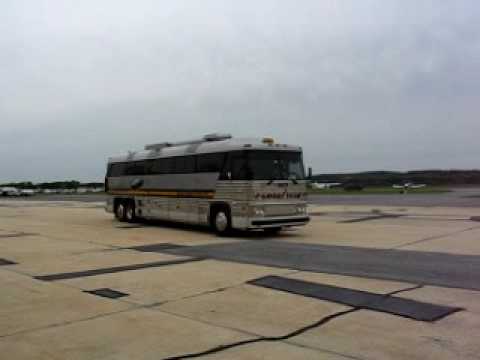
384, 284, 423, 296
161, 308, 358, 360
0, 306, 141, 339
283, 340, 366, 360
148, 286, 235, 308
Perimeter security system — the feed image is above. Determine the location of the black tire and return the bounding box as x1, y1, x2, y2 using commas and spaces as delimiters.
125, 200, 136, 223
264, 227, 282, 235
114, 201, 127, 222
211, 207, 232, 236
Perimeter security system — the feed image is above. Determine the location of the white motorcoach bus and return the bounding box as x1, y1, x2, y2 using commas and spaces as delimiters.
105, 134, 309, 234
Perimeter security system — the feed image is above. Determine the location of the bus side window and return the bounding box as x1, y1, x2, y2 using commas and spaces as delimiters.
125, 161, 145, 176
151, 158, 162, 174
110, 163, 126, 177
219, 153, 231, 180
151, 158, 172, 174
173, 156, 188, 173
184, 156, 196, 173
144, 160, 153, 175
198, 153, 225, 173
228, 151, 251, 180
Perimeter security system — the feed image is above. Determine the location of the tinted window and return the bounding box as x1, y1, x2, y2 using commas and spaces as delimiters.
125, 161, 146, 176
110, 155, 199, 176
229, 151, 305, 180
151, 158, 172, 174
173, 156, 195, 173
197, 153, 225, 172
109, 163, 126, 177
150, 156, 195, 174
229, 151, 251, 180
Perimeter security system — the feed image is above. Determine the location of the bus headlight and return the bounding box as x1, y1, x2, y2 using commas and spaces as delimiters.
252, 206, 265, 217
296, 205, 307, 214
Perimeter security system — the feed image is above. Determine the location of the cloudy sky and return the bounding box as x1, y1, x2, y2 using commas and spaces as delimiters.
1, 0, 479, 182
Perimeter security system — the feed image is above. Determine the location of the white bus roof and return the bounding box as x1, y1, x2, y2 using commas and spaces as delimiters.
108, 135, 302, 164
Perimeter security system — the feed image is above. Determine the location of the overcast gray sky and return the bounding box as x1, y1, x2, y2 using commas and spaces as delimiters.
1, 0, 479, 182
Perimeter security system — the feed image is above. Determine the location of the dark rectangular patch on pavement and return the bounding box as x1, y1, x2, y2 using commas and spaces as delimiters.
249, 276, 462, 322
130, 243, 188, 252
115, 225, 145, 229
85, 288, 129, 299
0, 232, 37, 239
35, 257, 204, 281
339, 214, 402, 223
161, 241, 480, 291
0, 258, 17, 266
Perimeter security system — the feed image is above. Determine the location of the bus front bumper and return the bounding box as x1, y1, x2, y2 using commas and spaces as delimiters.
246, 215, 310, 229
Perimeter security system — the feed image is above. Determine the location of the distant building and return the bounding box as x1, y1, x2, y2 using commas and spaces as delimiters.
42, 189, 58, 194
60, 189, 76, 194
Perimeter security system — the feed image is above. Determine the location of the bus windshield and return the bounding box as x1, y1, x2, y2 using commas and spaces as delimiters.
229, 150, 305, 181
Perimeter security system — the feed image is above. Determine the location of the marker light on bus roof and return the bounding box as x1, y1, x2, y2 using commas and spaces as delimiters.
262, 137, 274, 144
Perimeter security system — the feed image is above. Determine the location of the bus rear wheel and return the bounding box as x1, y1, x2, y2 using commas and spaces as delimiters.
212, 208, 232, 236
125, 201, 136, 223
115, 201, 127, 222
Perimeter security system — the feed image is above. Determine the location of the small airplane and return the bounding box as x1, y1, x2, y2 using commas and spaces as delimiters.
311, 182, 342, 190
20, 189, 35, 196
392, 182, 426, 191
0, 187, 21, 196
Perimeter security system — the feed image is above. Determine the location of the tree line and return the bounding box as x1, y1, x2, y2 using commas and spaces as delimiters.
312, 170, 480, 186
3, 170, 480, 189
0, 181, 104, 189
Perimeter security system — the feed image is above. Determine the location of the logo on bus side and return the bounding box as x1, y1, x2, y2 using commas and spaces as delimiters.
255, 191, 306, 199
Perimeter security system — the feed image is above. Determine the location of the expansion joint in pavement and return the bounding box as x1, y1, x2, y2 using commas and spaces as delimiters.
147, 269, 301, 308
393, 225, 480, 249
0, 306, 141, 339
0, 232, 38, 238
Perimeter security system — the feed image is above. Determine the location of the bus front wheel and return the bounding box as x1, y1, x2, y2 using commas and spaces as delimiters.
212, 208, 232, 236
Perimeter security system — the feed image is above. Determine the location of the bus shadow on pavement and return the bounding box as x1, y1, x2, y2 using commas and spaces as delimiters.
115, 217, 301, 241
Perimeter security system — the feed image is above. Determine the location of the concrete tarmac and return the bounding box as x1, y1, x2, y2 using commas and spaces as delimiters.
0, 199, 479, 359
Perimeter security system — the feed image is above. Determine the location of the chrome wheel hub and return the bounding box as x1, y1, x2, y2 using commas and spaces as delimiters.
215, 212, 228, 232
116, 204, 124, 218
126, 207, 133, 220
